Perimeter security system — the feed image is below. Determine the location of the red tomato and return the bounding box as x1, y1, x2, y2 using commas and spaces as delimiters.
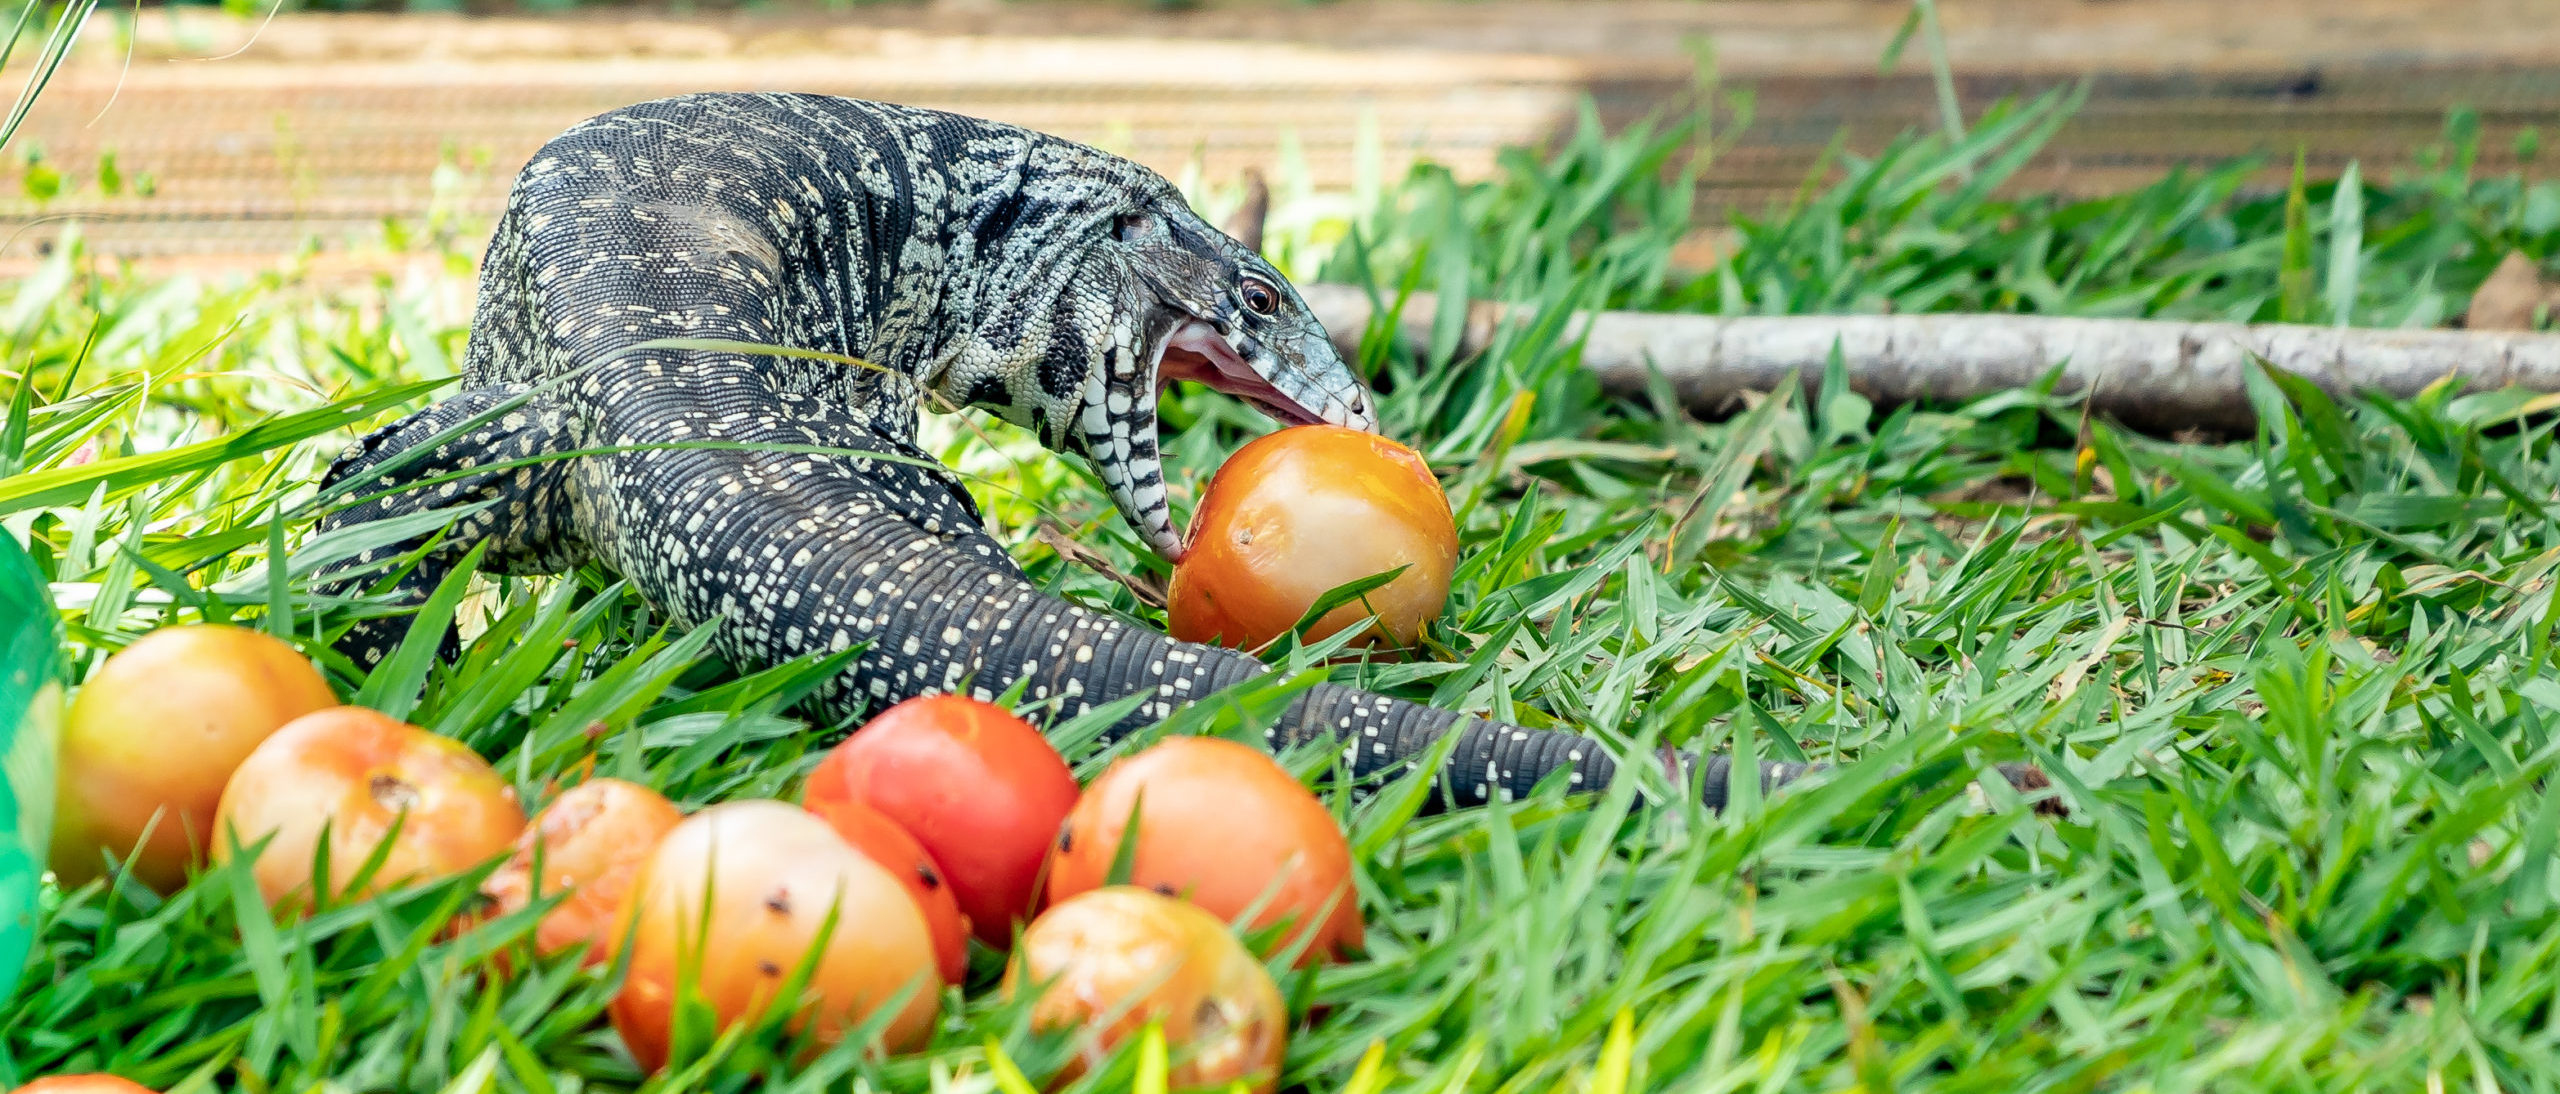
12, 1076, 159, 1094
801, 794, 971, 984
52, 624, 337, 891
1168, 425, 1456, 651
1047, 736, 1361, 966
211, 707, 526, 909
609, 801, 943, 1071
1007, 887, 1287, 1094
481, 777, 683, 964
803, 694, 1077, 949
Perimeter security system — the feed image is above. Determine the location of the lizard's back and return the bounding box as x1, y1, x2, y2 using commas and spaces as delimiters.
462, 92, 1165, 417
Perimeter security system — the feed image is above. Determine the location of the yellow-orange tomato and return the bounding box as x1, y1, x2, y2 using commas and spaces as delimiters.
211, 707, 525, 909
609, 801, 943, 1072
12, 1076, 159, 1094
1007, 887, 1286, 1094
1168, 425, 1456, 651
803, 694, 1078, 949
481, 778, 683, 964
1047, 737, 1360, 966
801, 794, 972, 985
51, 624, 336, 891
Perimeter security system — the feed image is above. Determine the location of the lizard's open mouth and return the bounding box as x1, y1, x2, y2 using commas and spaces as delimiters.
1153, 320, 1326, 427
1094, 318, 1362, 563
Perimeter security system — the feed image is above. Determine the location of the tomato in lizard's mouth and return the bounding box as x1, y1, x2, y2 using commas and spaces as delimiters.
1154, 322, 1327, 428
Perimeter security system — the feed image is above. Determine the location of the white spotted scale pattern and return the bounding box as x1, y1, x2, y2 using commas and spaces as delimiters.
314, 93, 1822, 811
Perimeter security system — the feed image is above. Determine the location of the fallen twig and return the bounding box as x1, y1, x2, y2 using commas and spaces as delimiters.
1033, 519, 1169, 609
1297, 284, 2560, 434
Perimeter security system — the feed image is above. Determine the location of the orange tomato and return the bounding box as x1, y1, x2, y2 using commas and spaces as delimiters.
481, 777, 683, 964
801, 794, 972, 984
1168, 424, 1456, 651
12, 1076, 159, 1094
211, 707, 525, 909
52, 624, 337, 891
803, 694, 1078, 949
1047, 736, 1360, 965
1007, 887, 1287, 1094
609, 801, 943, 1071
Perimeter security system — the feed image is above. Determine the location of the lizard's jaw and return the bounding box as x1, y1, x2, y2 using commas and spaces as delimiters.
1085, 320, 1376, 564
1079, 334, 1184, 563
1158, 330, 1323, 427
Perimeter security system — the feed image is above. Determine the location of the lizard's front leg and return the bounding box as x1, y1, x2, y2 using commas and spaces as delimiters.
314, 384, 582, 669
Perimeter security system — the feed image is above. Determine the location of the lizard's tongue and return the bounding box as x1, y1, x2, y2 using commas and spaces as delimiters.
1153, 323, 1325, 427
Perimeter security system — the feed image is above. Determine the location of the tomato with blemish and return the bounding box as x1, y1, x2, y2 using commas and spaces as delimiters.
802, 793, 971, 984
803, 694, 1078, 949
51, 624, 337, 891
11, 1076, 160, 1094
1007, 887, 1287, 1094
1168, 425, 1456, 652
1046, 736, 1360, 966
609, 801, 943, 1072
481, 777, 683, 964
212, 706, 525, 909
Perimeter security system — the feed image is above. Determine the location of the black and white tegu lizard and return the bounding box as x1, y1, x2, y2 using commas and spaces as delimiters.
316, 94, 2043, 812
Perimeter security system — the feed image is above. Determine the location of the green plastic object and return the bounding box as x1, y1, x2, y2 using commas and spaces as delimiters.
0, 533, 58, 1014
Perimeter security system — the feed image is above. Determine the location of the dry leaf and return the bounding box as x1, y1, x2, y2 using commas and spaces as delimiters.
1668, 228, 1733, 275
2467, 250, 2548, 331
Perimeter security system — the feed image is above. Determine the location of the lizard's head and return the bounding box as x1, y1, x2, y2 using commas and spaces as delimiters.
1003, 188, 1377, 562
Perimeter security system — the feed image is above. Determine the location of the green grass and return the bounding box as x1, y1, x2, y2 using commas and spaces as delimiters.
1319, 83, 2558, 332
12, 80, 2560, 1093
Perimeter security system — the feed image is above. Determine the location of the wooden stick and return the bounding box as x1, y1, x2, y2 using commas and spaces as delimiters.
1296, 284, 2560, 433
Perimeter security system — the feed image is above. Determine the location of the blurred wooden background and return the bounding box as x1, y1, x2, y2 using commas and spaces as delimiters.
1, 0, 2554, 276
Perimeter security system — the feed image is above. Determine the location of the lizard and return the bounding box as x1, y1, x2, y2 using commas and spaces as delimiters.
314, 93, 2049, 814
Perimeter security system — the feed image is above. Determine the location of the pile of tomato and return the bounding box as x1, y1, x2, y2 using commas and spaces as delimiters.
21, 424, 1462, 1093
42, 645, 1361, 1090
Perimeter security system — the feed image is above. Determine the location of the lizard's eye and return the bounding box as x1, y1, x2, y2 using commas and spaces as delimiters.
1114, 213, 1152, 241
1240, 278, 1279, 317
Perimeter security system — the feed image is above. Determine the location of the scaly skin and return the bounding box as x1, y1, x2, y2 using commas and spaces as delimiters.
316, 94, 2041, 812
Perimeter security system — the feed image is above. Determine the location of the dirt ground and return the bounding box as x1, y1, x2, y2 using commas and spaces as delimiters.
6, 0, 2559, 280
